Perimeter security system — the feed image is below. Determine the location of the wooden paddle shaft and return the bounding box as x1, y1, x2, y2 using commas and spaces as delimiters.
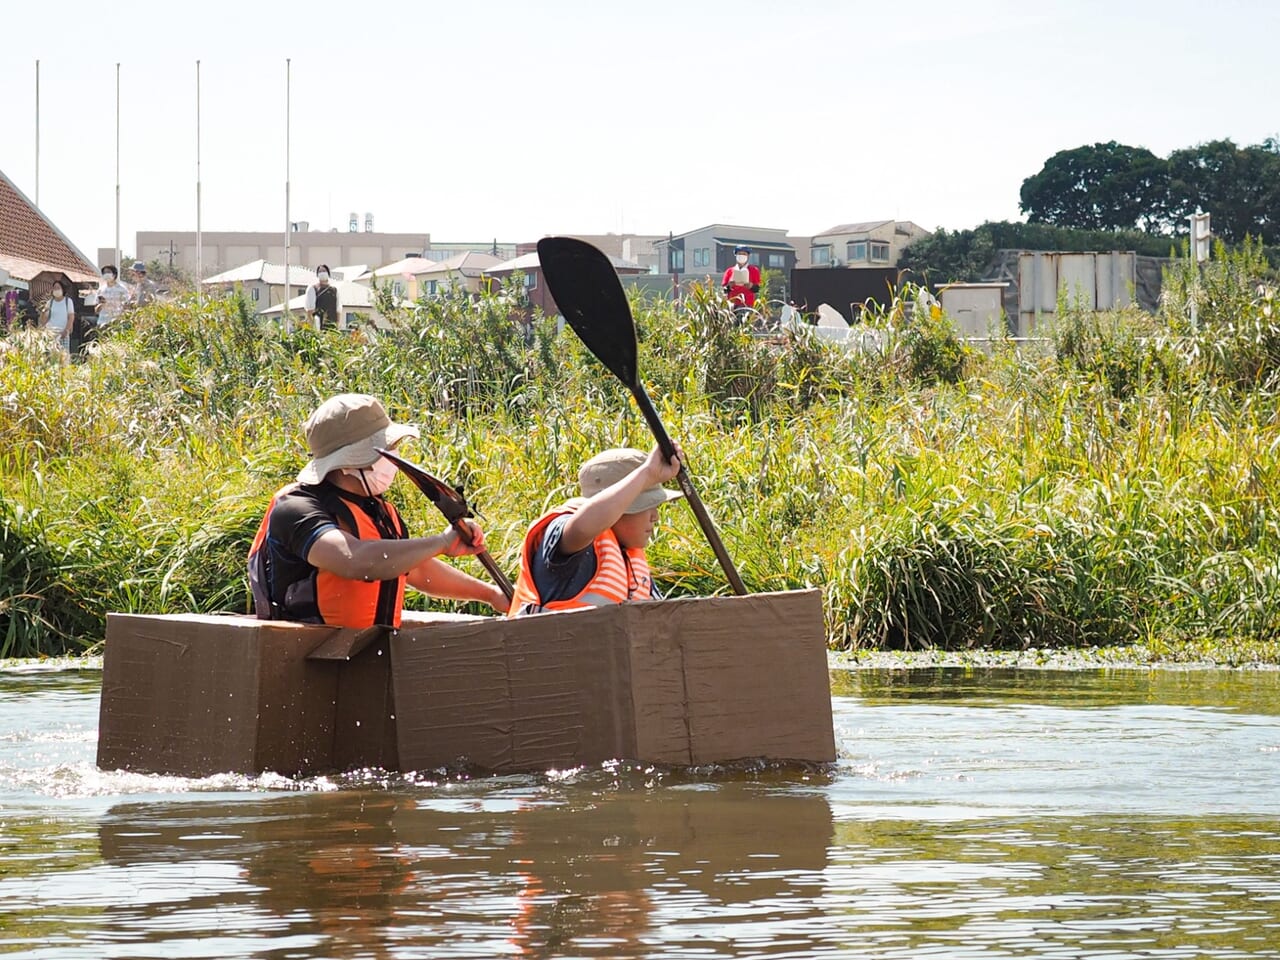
634, 387, 747, 596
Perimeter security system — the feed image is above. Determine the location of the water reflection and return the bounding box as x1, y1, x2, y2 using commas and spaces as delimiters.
78, 779, 833, 959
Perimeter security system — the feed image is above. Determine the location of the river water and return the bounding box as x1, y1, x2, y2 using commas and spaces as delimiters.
2, 665, 1279, 959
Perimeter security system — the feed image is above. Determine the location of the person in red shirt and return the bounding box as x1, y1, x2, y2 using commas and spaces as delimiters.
721, 244, 761, 320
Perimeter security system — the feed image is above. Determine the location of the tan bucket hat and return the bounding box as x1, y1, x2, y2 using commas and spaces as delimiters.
296, 393, 420, 484
578, 447, 683, 515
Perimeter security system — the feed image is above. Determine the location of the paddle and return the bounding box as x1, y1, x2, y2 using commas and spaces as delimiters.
535, 236, 748, 596
375, 447, 514, 601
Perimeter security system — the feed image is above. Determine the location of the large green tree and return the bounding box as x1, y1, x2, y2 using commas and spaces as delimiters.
1166, 139, 1280, 244
1019, 141, 1172, 233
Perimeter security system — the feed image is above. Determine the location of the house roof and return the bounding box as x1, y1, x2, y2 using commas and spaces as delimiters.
413, 251, 502, 277
485, 251, 643, 273
201, 258, 318, 286
372, 256, 438, 277
710, 237, 795, 252
259, 278, 374, 315
0, 167, 99, 281
813, 221, 894, 239
0, 252, 99, 285
658, 223, 792, 244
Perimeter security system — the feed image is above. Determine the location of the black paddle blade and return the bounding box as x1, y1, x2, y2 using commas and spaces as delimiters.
536, 236, 639, 389
375, 448, 469, 525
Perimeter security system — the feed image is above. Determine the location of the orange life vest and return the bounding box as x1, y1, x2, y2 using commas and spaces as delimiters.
508, 505, 653, 617
247, 482, 408, 628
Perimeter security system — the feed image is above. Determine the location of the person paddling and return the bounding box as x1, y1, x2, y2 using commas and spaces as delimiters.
508, 445, 683, 617
248, 393, 509, 627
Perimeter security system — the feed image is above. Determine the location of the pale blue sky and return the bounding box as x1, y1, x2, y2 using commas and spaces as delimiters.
1, 0, 1274, 260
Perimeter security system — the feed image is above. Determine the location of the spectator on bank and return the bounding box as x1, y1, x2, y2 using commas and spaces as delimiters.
94, 265, 131, 328
130, 261, 158, 308
39, 281, 75, 359
305, 265, 341, 330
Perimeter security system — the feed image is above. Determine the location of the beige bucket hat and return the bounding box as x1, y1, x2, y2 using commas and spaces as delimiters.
297, 393, 420, 484
578, 447, 683, 515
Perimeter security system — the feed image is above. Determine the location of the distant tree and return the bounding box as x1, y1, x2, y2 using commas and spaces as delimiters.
899, 221, 1178, 285
1166, 139, 1280, 244
1019, 141, 1172, 233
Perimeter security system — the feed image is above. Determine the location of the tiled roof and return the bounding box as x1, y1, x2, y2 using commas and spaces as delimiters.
0, 168, 99, 279
813, 221, 894, 238
0, 252, 99, 285
201, 259, 318, 285
414, 251, 502, 277
372, 256, 437, 277
485, 251, 643, 273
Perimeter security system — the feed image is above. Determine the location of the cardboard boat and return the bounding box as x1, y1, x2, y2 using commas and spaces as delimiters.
96, 589, 837, 778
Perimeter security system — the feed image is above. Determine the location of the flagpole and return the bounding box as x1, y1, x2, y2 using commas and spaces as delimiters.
283, 57, 292, 330
34, 60, 39, 207
115, 63, 121, 274
196, 59, 202, 304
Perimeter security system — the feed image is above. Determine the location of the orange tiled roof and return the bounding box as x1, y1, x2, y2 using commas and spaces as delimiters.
0, 168, 98, 280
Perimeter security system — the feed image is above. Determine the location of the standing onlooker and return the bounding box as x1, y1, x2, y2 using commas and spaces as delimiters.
39, 281, 75, 359
304, 265, 342, 330
94, 265, 131, 328
130, 261, 158, 308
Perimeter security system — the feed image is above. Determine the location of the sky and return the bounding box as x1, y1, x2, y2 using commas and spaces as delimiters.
1, 0, 1276, 262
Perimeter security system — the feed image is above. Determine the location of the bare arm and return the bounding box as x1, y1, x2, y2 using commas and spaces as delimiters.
559, 445, 681, 555
407, 558, 509, 613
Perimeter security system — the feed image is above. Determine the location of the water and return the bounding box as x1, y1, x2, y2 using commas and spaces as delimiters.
3, 665, 1280, 958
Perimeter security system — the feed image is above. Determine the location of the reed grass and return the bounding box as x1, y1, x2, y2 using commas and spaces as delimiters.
1, 261, 1277, 658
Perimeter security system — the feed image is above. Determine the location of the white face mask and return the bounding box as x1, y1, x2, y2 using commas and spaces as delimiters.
52, 289, 64, 300
317, 271, 330, 282
344, 457, 398, 496
736, 254, 749, 265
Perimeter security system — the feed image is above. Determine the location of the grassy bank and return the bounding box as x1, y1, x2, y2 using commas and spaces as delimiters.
1, 248, 1278, 658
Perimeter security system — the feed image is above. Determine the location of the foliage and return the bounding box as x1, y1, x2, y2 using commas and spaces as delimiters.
898, 220, 1178, 285
1020, 141, 1172, 232
1018, 137, 1280, 245
1, 266, 1279, 659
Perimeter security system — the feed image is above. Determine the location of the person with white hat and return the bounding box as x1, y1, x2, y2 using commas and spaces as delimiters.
508, 445, 684, 617
247, 393, 508, 627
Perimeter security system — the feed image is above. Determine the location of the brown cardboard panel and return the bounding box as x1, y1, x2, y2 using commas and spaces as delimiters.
677, 591, 836, 764
98, 614, 267, 776
391, 620, 517, 771
306, 626, 386, 661
391, 590, 835, 773
254, 622, 342, 775
330, 633, 399, 772
504, 607, 635, 769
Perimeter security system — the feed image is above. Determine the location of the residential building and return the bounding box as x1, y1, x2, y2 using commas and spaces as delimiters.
412, 252, 503, 297
485, 251, 646, 316
364, 256, 439, 302
201, 259, 318, 311
0, 167, 99, 306
652, 224, 798, 284
120, 224, 434, 279
808, 220, 931, 268
515, 233, 664, 274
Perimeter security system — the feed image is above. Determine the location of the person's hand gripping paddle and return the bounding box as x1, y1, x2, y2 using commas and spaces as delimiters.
375, 448, 514, 601
535, 236, 747, 595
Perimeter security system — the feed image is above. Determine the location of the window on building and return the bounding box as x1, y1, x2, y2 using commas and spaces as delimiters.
392, 281, 404, 297
870, 242, 890, 262
848, 241, 868, 262
767, 253, 785, 268
811, 246, 831, 266
250, 287, 260, 301
523, 271, 537, 290
669, 247, 685, 272
426, 280, 438, 296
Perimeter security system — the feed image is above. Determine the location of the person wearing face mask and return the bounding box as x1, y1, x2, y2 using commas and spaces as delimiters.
39, 281, 76, 359
721, 245, 761, 319
95, 265, 132, 328
304, 264, 342, 330
247, 393, 509, 627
